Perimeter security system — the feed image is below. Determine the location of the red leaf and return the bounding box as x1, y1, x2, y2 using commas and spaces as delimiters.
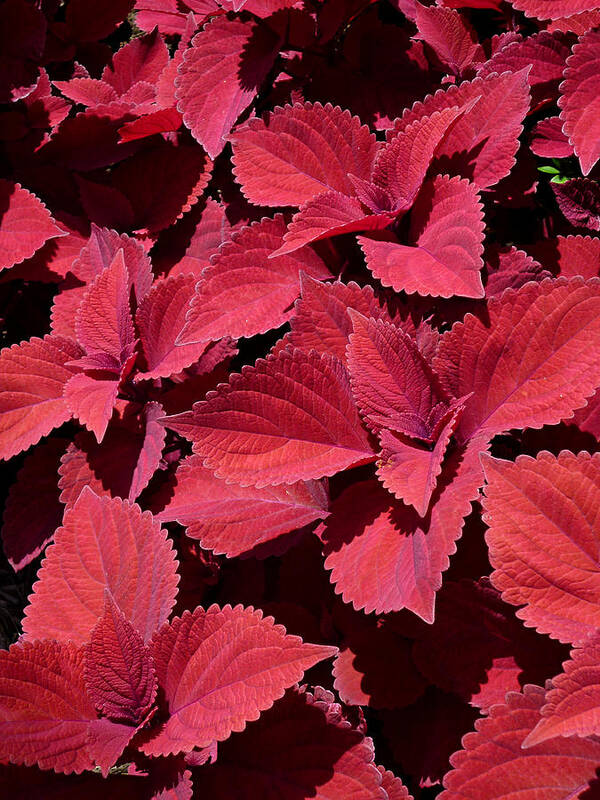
511, 0, 600, 22
118, 108, 182, 142
478, 31, 571, 108
230, 102, 379, 206
530, 116, 573, 159
156, 454, 328, 557
162, 347, 374, 487
84, 593, 157, 725
377, 404, 463, 517
359, 175, 485, 298
414, 4, 481, 75
1, 437, 66, 570
74, 249, 136, 371
194, 686, 387, 799
439, 685, 600, 800
136, 274, 208, 380
140, 605, 337, 755
0, 180, 65, 272
555, 235, 600, 278
482, 451, 600, 644
169, 198, 231, 278
321, 436, 488, 620
0, 334, 83, 461
63, 371, 120, 444
86, 719, 142, 778
548, 9, 600, 32
102, 29, 169, 97
485, 245, 551, 296
53, 77, 119, 107
378, 766, 412, 800
0, 640, 96, 774
178, 215, 330, 344
559, 30, 600, 175
434, 279, 600, 443
552, 178, 600, 231
176, 16, 280, 159
373, 107, 476, 213
272, 191, 393, 257
288, 274, 393, 363
388, 70, 531, 189
58, 402, 166, 505
22, 488, 179, 646
347, 313, 450, 438
524, 631, 600, 746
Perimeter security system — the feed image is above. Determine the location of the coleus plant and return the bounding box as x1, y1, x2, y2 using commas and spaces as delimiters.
4, 0, 600, 798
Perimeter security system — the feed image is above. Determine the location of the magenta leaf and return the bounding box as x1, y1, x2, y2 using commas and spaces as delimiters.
22, 488, 179, 646
178, 215, 330, 345
414, 3, 481, 75
140, 604, 337, 755
230, 102, 379, 206
84, 592, 157, 725
482, 451, 600, 644
552, 178, 600, 231
162, 347, 374, 487
359, 175, 485, 298
176, 16, 280, 158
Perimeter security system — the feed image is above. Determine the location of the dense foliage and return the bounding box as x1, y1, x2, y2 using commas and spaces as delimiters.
2, 0, 600, 797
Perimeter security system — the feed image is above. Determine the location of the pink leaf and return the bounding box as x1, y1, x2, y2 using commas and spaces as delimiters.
136, 274, 208, 380
194, 686, 387, 799
86, 719, 141, 778
230, 102, 379, 206
439, 685, 600, 800
559, 30, 600, 175
84, 593, 157, 725
434, 278, 600, 443
377, 404, 463, 517
22, 488, 179, 646
53, 77, 119, 107
0, 334, 83, 461
156, 454, 329, 557
414, 4, 481, 75
1, 437, 66, 570
321, 436, 488, 620
0, 640, 96, 774
176, 16, 280, 158
118, 108, 182, 142
272, 191, 393, 257
359, 175, 485, 298
347, 313, 450, 438
524, 631, 600, 746
0, 180, 65, 272
288, 274, 393, 363
162, 347, 374, 487
388, 70, 531, 189
140, 605, 337, 755
378, 766, 412, 800
178, 215, 330, 345
482, 451, 600, 644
